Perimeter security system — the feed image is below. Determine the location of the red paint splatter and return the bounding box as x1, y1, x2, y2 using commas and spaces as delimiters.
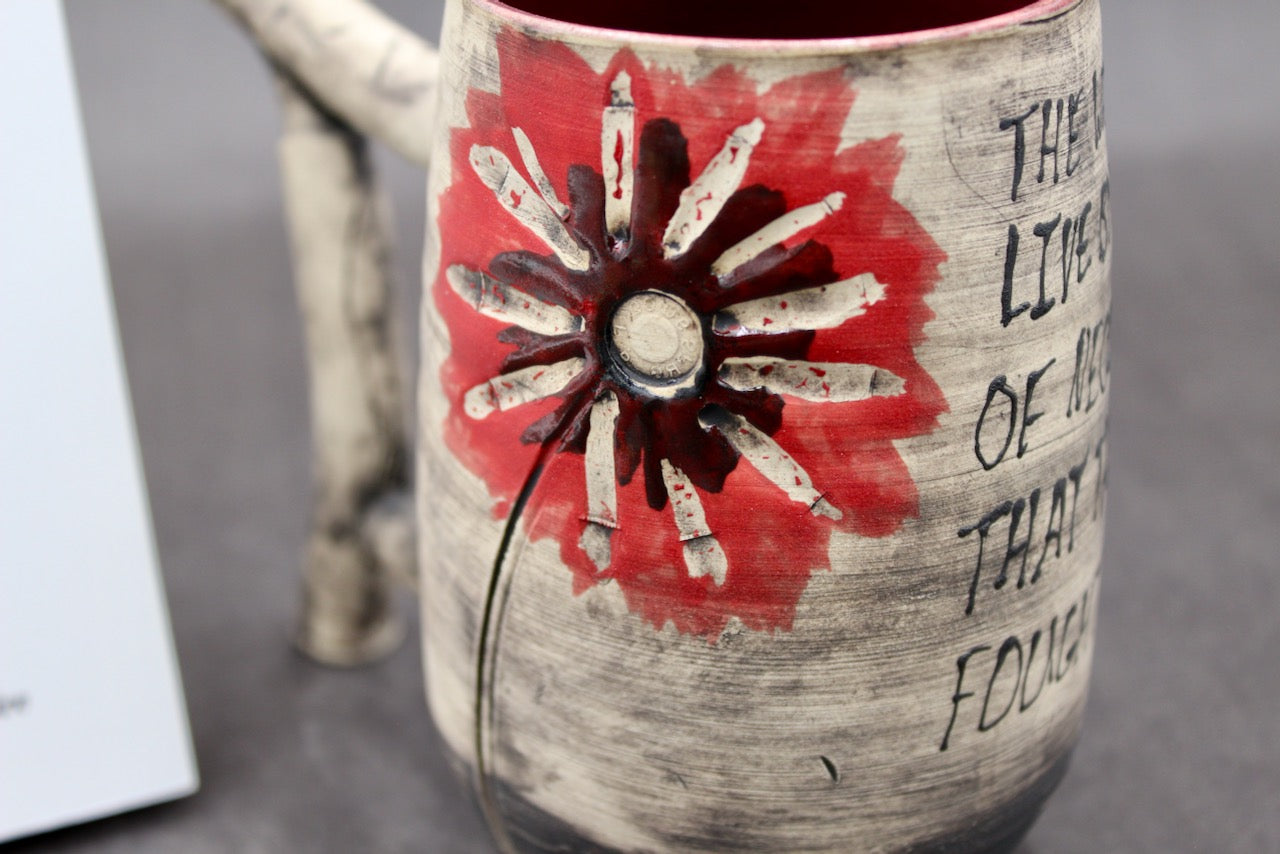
693, 191, 714, 221
612, 131, 626, 200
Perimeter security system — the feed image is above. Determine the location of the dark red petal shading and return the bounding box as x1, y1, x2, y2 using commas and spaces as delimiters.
630, 119, 691, 257
670, 184, 788, 309
488, 252, 585, 314
713, 240, 840, 311
498, 330, 589, 373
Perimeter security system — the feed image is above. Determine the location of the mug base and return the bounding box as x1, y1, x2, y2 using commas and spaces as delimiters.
482, 748, 1072, 853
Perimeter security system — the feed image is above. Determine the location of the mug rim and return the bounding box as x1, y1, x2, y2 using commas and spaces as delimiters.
469, 0, 1081, 53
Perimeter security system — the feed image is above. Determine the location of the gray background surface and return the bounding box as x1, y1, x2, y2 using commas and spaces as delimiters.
8, 0, 1280, 850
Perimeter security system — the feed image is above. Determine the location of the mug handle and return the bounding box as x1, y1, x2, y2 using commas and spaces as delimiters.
214, 0, 441, 665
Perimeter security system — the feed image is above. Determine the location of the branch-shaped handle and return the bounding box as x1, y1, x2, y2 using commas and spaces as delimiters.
216, 0, 439, 166
276, 71, 415, 666
211, 0, 437, 664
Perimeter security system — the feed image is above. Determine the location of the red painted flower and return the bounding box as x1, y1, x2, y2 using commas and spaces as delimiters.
435, 34, 947, 640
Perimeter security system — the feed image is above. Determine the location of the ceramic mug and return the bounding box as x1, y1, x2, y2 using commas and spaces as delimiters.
417, 0, 1111, 850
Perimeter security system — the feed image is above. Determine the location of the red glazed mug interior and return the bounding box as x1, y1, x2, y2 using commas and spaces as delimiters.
483, 0, 1074, 42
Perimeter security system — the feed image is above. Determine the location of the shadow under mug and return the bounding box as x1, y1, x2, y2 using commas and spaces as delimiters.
414, 0, 1111, 850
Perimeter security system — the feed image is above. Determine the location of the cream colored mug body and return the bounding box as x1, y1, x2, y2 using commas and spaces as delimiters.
411, 1, 1112, 850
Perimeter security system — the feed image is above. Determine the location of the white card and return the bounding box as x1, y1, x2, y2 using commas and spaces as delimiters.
0, 1, 199, 841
